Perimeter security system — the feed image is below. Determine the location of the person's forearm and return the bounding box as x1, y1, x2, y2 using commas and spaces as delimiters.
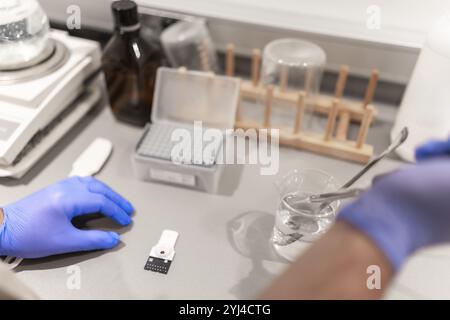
0, 208, 3, 226
260, 221, 394, 299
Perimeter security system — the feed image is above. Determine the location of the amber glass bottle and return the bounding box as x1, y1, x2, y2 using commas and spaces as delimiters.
102, 0, 163, 126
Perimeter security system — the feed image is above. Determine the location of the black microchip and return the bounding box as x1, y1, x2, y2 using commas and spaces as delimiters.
144, 256, 172, 274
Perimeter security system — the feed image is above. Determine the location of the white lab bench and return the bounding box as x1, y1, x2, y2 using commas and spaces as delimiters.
2, 96, 449, 299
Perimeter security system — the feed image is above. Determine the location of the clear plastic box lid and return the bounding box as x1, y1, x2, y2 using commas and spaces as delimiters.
152, 67, 240, 129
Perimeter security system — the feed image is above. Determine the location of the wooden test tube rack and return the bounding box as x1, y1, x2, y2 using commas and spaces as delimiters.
226, 44, 378, 164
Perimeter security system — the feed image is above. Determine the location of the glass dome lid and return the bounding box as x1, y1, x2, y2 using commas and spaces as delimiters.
0, 0, 54, 71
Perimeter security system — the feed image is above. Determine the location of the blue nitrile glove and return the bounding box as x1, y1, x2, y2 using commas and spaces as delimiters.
415, 136, 450, 161
0, 177, 134, 258
338, 157, 450, 270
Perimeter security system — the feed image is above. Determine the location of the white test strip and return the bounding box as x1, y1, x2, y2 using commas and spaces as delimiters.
150, 230, 179, 261
145, 230, 179, 274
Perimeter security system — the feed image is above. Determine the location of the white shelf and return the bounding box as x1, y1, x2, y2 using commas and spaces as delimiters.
137, 0, 434, 49
40, 0, 450, 83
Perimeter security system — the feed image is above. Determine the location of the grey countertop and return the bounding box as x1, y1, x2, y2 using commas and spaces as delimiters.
3, 95, 449, 299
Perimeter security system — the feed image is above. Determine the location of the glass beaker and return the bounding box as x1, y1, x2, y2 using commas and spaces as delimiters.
260, 39, 326, 132
160, 19, 218, 72
0, 0, 52, 70
272, 169, 340, 260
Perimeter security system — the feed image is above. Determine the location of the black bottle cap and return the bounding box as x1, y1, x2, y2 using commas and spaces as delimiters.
111, 0, 139, 28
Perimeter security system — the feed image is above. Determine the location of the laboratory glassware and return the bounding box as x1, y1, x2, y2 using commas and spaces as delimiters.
273, 169, 340, 261
260, 38, 326, 132
102, 0, 164, 127
0, 0, 52, 70
160, 19, 218, 72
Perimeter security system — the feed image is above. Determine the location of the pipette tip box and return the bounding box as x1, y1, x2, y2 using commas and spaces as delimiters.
131, 67, 240, 193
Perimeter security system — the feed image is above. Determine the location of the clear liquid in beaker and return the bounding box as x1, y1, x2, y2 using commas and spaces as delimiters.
272, 192, 335, 246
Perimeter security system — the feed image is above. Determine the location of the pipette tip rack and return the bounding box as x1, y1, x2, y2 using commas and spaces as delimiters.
225, 43, 379, 164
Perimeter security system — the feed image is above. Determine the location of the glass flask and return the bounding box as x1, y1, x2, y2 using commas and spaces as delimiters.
0, 0, 52, 70
102, 0, 164, 127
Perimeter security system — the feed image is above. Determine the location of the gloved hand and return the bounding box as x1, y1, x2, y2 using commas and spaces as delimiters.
415, 136, 450, 160
338, 156, 450, 270
0, 176, 134, 258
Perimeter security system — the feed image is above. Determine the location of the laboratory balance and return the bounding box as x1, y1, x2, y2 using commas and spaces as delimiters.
0, 0, 103, 178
